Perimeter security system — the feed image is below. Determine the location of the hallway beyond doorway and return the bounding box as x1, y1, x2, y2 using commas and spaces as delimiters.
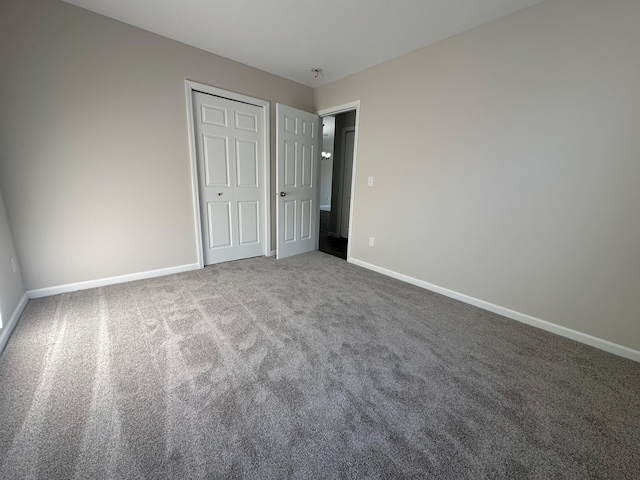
319, 210, 346, 259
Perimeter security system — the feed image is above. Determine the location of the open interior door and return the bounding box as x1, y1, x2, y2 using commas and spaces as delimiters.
276, 104, 320, 259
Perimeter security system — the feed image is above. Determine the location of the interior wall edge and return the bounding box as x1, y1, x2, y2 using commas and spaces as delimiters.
27, 262, 200, 299
0, 292, 29, 356
348, 257, 640, 363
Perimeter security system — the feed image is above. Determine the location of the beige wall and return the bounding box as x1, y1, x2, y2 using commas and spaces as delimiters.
0, 0, 313, 291
315, 0, 640, 351
0, 187, 25, 334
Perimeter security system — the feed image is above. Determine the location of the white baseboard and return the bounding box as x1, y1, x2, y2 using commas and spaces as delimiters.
0, 292, 29, 355
348, 257, 640, 363
270, 250, 277, 257
27, 263, 201, 299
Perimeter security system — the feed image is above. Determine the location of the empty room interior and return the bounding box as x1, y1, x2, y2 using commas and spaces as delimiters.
1, 0, 639, 478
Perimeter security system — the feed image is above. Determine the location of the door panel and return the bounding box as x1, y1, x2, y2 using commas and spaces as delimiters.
284, 141, 296, 187
238, 201, 259, 245
201, 104, 227, 126
276, 104, 320, 259
284, 114, 297, 133
301, 144, 313, 187
236, 139, 258, 187
235, 111, 258, 132
193, 91, 265, 265
284, 200, 296, 243
302, 118, 313, 137
207, 202, 232, 248
203, 135, 229, 186
301, 199, 312, 239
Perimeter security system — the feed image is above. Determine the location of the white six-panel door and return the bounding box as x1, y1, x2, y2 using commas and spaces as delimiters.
192, 91, 265, 265
276, 104, 320, 259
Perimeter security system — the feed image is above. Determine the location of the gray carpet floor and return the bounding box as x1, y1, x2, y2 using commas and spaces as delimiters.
0, 251, 638, 479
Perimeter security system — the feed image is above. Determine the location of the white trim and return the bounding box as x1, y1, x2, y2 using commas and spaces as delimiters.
316, 101, 360, 260
348, 257, 640, 363
184, 81, 271, 267
0, 292, 29, 355
185, 82, 205, 269
339, 126, 356, 239
316, 102, 360, 117
27, 263, 200, 299
315, 118, 322, 252
270, 250, 276, 257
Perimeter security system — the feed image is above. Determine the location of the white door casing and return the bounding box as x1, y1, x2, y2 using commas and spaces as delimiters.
340, 127, 356, 239
276, 104, 321, 259
191, 89, 267, 265
316, 101, 360, 262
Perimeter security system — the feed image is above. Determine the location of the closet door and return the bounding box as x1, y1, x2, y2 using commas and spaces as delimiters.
192, 91, 265, 264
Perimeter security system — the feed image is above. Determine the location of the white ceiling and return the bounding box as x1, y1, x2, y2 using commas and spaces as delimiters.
62, 0, 545, 87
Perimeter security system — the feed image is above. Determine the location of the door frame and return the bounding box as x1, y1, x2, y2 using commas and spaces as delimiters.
339, 126, 356, 239
316, 101, 360, 261
185, 80, 271, 268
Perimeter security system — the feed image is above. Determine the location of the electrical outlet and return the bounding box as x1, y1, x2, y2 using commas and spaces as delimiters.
10, 256, 18, 273
367, 176, 374, 187
368, 237, 375, 247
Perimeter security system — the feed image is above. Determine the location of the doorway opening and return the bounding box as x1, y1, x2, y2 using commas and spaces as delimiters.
318, 109, 356, 260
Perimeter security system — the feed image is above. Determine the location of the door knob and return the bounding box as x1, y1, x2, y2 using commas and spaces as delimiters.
279, 192, 287, 197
